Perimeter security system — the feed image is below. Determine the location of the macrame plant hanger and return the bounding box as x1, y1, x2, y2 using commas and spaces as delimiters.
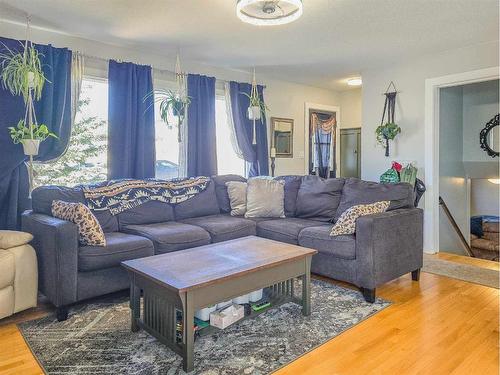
380, 81, 398, 157
250, 68, 258, 145
23, 16, 38, 197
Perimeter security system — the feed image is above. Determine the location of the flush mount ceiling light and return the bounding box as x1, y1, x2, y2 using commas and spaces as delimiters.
237, 0, 303, 26
347, 77, 363, 86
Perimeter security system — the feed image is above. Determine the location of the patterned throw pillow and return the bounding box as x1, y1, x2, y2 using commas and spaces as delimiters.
51, 200, 106, 246
330, 201, 390, 236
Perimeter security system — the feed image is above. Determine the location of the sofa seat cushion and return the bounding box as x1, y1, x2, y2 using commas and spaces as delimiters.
78, 232, 154, 271
256, 218, 327, 244
122, 222, 211, 254
299, 226, 356, 260
180, 214, 256, 243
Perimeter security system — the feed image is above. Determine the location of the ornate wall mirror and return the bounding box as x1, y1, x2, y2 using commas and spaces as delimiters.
479, 114, 499, 158
271, 117, 293, 157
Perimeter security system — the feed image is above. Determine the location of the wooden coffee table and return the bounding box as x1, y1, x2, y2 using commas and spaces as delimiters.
121, 235, 317, 372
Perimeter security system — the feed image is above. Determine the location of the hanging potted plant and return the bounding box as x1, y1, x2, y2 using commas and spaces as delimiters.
241, 91, 268, 121
242, 68, 268, 121
8, 119, 58, 155
240, 68, 269, 144
148, 88, 191, 142
144, 53, 191, 143
375, 122, 401, 157
376, 84, 400, 157
0, 42, 46, 103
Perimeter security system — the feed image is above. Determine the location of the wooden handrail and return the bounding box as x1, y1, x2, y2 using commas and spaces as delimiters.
439, 196, 474, 257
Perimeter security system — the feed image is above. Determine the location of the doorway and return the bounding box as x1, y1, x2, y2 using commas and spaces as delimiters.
304, 103, 340, 178
438, 80, 499, 260
339, 128, 361, 178
424, 67, 499, 253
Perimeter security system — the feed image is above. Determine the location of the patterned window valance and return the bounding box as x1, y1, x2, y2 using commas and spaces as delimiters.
311, 113, 336, 134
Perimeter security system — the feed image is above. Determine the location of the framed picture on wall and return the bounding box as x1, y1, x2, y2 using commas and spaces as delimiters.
271, 117, 294, 158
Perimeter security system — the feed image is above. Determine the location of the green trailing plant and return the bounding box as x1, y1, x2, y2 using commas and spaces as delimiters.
0, 42, 47, 103
146, 88, 191, 142
375, 122, 401, 146
8, 119, 58, 144
241, 92, 269, 119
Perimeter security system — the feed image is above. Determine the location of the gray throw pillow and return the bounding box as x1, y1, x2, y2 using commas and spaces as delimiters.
245, 178, 285, 218
226, 181, 247, 216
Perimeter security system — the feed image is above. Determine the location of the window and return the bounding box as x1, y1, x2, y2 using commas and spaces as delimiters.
216, 96, 245, 176
34, 77, 108, 187
154, 90, 180, 179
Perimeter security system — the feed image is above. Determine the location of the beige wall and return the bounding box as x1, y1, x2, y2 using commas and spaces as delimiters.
339, 88, 362, 129
266, 84, 340, 175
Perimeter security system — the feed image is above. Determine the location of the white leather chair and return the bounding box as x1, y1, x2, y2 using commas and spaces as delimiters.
0, 230, 38, 319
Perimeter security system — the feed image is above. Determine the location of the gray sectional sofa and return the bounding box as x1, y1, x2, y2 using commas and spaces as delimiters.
22, 175, 423, 321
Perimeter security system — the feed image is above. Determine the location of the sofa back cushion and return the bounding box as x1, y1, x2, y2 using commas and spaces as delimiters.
117, 201, 175, 229
32, 185, 85, 215
334, 178, 415, 221
174, 179, 220, 220
31, 185, 119, 232
274, 175, 302, 217
295, 176, 345, 222
212, 174, 247, 213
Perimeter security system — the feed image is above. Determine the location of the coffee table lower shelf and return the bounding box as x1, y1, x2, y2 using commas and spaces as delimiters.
128, 273, 311, 372
196, 286, 303, 337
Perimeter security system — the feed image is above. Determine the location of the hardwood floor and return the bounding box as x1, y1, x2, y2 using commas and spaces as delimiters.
0, 255, 498, 375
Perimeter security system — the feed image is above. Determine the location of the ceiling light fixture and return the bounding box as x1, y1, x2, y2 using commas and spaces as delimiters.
347, 77, 363, 86
237, 0, 303, 26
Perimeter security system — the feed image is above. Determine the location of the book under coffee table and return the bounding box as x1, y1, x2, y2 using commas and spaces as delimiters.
121, 235, 317, 372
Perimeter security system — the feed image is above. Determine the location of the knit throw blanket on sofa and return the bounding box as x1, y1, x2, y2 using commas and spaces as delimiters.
81, 177, 210, 215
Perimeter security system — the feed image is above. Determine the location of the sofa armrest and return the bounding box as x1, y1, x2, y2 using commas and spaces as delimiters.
355, 208, 423, 289
21, 211, 79, 307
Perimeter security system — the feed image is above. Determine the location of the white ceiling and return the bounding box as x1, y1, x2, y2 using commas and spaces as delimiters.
0, 0, 498, 91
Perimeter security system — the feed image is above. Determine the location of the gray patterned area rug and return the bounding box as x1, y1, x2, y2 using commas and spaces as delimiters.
19, 279, 390, 375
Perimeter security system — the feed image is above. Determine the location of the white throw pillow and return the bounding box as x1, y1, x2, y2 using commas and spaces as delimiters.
245, 178, 285, 218
226, 181, 248, 216
330, 201, 390, 236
